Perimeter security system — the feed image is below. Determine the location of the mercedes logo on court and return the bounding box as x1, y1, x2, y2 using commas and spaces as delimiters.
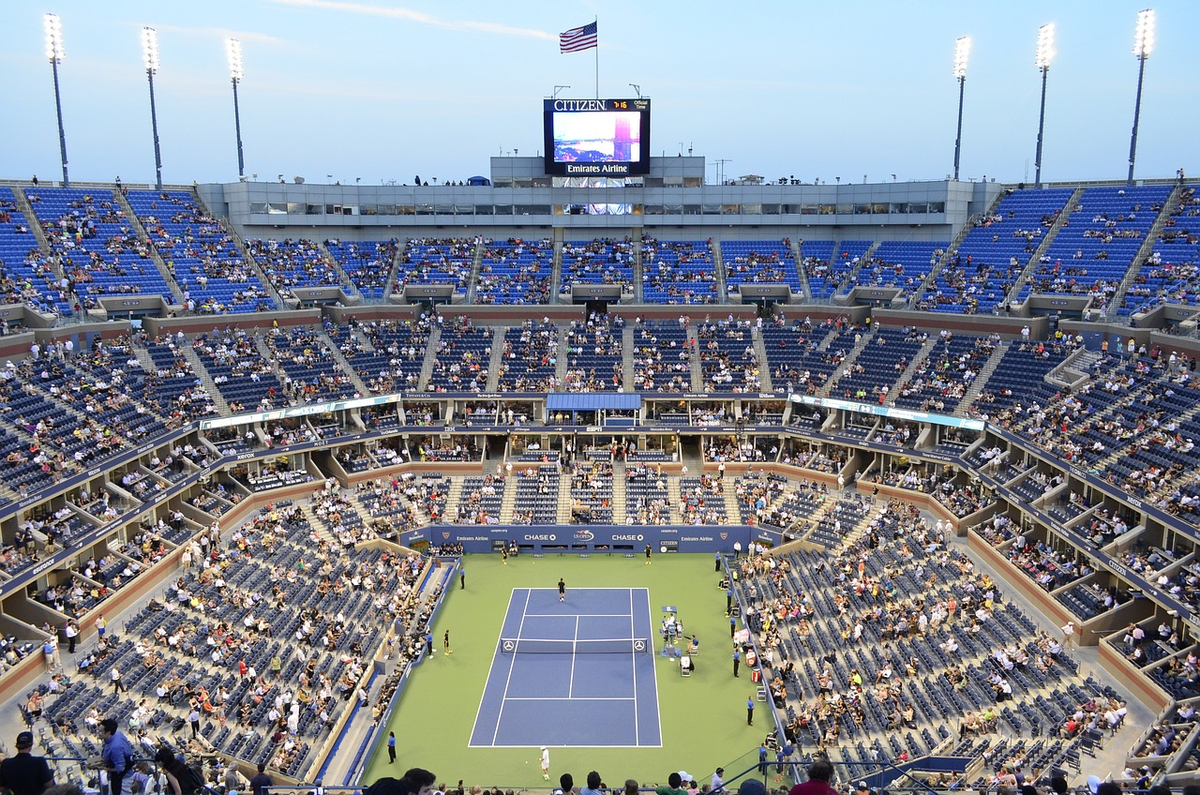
502, 640, 515, 651
633, 640, 645, 652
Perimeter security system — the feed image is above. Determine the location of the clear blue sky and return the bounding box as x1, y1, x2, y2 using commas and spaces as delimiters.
2, 1, 1197, 187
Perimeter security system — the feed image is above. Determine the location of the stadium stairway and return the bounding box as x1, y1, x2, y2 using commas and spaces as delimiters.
464, 241, 485, 303
834, 241, 883, 298
11, 187, 53, 253
721, 480, 741, 521
711, 240, 730, 300
1000, 187, 1083, 306
314, 240, 359, 300
1106, 183, 1185, 321
445, 478, 466, 523
908, 198, 999, 309
554, 326, 569, 386
113, 189, 184, 300
1045, 347, 1097, 389
817, 330, 873, 398
252, 333, 283, 380
299, 502, 338, 547
323, 338, 371, 397
892, 335, 940, 398
789, 238, 813, 301
498, 474, 517, 523
816, 325, 845, 352
556, 473, 573, 524
666, 474, 684, 523
228, 226, 289, 309
178, 345, 231, 417
953, 341, 1009, 413
379, 238, 405, 302
686, 324, 703, 391
632, 237, 645, 301
612, 466, 627, 522
548, 239, 563, 301
484, 327, 507, 392
416, 325, 441, 391
621, 324, 636, 390
752, 327, 774, 392
130, 341, 162, 376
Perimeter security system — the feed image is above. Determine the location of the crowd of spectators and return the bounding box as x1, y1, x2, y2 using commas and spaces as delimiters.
564, 314, 625, 392
643, 239, 717, 304
559, 238, 634, 293
631, 321, 694, 392
395, 237, 476, 290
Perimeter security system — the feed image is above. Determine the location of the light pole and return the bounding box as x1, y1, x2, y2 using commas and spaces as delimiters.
226, 38, 245, 178
141, 26, 163, 191
1034, 23, 1055, 189
1127, 8, 1154, 186
952, 36, 971, 181
44, 13, 70, 189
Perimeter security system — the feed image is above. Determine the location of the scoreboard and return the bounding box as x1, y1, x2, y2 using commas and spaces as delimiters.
543, 98, 652, 176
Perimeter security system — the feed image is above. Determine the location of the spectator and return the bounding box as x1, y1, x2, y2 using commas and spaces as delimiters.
788, 761, 837, 795
0, 731, 54, 795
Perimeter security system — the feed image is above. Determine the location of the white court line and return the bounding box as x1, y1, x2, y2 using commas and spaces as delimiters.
637, 587, 663, 745
502, 696, 636, 701
489, 588, 532, 746
524, 613, 635, 618
569, 615, 579, 698
629, 588, 639, 745
526, 587, 641, 590
483, 742, 664, 749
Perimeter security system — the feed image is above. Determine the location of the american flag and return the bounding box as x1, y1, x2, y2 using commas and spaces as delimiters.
560, 21, 597, 53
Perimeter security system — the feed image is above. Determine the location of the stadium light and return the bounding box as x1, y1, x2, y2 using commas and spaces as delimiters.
141, 26, 164, 191
44, 13, 70, 189
951, 36, 971, 181
1033, 23, 1055, 189
226, 38, 246, 178
1127, 9, 1154, 185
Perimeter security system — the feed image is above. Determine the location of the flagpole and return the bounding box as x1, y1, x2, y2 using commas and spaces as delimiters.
594, 17, 599, 98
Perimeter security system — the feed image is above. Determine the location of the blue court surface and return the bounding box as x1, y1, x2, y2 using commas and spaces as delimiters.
469, 587, 662, 747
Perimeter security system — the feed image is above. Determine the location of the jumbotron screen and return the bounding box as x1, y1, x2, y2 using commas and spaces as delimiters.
543, 98, 651, 176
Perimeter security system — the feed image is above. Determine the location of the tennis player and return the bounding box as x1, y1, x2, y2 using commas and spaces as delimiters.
558, 578, 566, 602
540, 746, 550, 780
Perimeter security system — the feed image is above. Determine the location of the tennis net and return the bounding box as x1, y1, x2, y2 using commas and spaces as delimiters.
497, 637, 653, 655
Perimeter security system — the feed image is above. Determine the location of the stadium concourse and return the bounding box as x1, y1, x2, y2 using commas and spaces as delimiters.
0, 174, 1199, 793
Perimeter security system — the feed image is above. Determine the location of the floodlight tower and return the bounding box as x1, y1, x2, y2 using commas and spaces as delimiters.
44, 13, 70, 188
951, 36, 971, 181
226, 38, 246, 178
1034, 23, 1055, 189
1127, 9, 1154, 186
141, 26, 163, 191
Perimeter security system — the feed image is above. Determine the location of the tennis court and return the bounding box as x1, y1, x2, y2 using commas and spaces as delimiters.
469, 586, 661, 747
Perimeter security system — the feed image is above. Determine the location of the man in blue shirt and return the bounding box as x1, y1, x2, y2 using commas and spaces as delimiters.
99, 718, 134, 795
